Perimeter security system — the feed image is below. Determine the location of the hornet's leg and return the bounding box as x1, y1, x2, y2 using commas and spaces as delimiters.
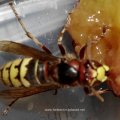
57, 12, 77, 62
57, 10, 74, 56
84, 87, 107, 102
53, 89, 58, 95
57, 27, 67, 56
9, 2, 51, 54
88, 88, 111, 96
1, 98, 19, 116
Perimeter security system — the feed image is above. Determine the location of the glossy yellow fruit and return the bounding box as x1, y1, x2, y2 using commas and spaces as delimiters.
67, 0, 120, 96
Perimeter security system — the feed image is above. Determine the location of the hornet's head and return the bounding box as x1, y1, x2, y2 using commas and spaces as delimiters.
57, 59, 109, 87
69, 59, 110, 87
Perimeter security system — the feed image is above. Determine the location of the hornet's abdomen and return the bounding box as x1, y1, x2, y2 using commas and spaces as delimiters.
0, 58, 45, 88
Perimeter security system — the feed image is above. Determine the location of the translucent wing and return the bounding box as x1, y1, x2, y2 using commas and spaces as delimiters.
0, 83, 61, 99
0, 41, 58, 62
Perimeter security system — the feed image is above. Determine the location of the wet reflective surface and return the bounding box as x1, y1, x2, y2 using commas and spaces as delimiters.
68, 0, 120, 99
0, 0, 120, 120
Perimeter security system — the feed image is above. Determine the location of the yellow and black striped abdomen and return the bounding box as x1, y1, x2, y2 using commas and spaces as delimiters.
0, 58, 39, 88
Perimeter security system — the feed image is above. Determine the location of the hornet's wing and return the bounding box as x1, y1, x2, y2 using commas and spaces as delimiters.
0, 41, 59, 62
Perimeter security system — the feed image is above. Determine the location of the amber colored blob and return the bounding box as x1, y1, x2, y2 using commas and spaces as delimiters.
67, 0, 120, 96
